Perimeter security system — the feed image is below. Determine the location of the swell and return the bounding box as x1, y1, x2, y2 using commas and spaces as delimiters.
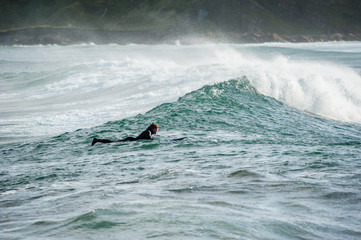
1, 78, 361, 240
3, 77, 360, 152
2, 43, 361, 146
90, 78, 361, 148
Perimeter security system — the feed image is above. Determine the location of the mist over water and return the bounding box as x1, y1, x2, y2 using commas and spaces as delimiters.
1, 42, 361, 239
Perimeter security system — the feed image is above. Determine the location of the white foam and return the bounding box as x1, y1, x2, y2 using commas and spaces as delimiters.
257, 41, 361, 53
0, 44, 231, 142
0, 190, 17, 196
212, 44, 361, 124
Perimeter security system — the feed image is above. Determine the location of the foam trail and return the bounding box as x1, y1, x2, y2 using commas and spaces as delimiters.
214, 46, 361, 124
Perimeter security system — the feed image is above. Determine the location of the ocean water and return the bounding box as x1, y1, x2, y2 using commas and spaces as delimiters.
1, 42, 361, 239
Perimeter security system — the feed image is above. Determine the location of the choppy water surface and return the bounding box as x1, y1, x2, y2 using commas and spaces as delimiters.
1, 42, 361, 239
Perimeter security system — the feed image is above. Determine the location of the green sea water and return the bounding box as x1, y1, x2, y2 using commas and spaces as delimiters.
1, 42, 361, 239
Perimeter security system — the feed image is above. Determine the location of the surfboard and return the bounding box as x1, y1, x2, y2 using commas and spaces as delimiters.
170, 137, 187, 141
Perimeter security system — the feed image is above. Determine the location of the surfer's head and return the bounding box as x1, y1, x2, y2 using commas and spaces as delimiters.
148, 123, 159, 134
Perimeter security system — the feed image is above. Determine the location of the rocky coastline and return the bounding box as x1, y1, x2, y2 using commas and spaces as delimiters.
1, 27, 360, 46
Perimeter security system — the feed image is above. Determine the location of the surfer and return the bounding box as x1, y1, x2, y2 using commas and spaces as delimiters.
91, 123, 159, 146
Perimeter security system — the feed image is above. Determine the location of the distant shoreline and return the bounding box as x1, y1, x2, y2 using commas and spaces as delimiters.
1, 27, 361, 45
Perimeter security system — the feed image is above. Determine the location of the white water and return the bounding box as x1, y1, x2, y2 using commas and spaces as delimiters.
215, 46, 361, 123
1, 42, 361, 143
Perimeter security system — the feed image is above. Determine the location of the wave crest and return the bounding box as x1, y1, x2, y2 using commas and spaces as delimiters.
213, 45, 361, 124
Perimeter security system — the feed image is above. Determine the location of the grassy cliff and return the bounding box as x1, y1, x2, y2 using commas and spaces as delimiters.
1, 0, 361, 44
2, 0, 361, 33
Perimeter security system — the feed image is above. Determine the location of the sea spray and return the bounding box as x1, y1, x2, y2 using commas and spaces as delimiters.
250, 56, 361, 123
1, 42, 360, 145
212, 44, 361, 124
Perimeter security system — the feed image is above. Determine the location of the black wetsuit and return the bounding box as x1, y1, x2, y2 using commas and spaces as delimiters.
92, 129, 153, 145
118, 129, 152, 142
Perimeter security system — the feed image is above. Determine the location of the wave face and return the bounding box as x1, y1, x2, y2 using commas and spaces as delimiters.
1, 42, 361, 239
